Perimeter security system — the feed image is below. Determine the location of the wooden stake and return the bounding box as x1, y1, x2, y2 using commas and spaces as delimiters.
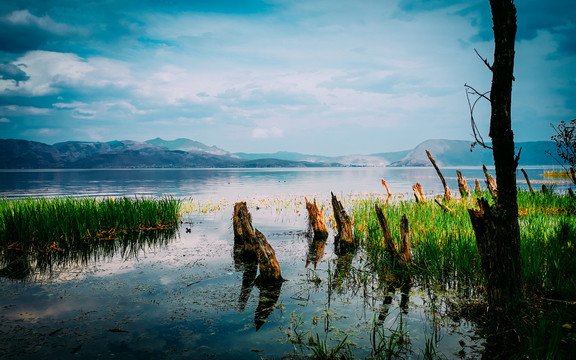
475, 179, 481, 193
426, 150, 452, 201
399, 215, 411, 264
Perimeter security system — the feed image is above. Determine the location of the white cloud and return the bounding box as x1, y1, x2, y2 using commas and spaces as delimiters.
0, 117, 10, 123
2, 9, 73, 35
0, 105, 50, 115
252, 127, 284, 139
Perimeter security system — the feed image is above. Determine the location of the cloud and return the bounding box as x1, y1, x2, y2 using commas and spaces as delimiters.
0, 63, 30, 85
0, 9, 74, 53
252, 127, 284, 139
0, 105, 50, 116
0, 117, 9, 123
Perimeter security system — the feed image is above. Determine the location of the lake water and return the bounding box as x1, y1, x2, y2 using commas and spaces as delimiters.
0, 167, 569, 359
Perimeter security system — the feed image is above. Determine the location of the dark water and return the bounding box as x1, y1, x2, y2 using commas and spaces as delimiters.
0, 167, 568, 359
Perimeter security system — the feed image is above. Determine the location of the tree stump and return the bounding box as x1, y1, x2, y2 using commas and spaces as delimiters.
304, 197, 328, 239
381, 179, 392, 196
374, 204, 411, 271
426, 150, 452, 201
412, 182, 426, 203
456, 170, 469, 199
233, 202, 283, 285
331, 192, 355, 252
475, 179, 481, 193
520, 168, 534, 193
483, 165, 498, 199
399, 215, 411, 264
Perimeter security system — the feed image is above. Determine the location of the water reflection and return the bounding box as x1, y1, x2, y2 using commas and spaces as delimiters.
0, 226, 178, 281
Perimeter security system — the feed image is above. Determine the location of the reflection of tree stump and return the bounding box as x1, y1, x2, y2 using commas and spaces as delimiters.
456, 170, 469, 199
238, 262, 257, 311
331, 192, 355, 252
483, 165, 498, 199
306, 237, 326, 269
374, 204, 411, 272
412, 182, 426, 203
426, 150, 451, 201
233, 202, 283, 285
254, 281, 282, 331
305, 197, 328, 239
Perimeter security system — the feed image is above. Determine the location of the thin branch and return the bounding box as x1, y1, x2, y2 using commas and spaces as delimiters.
474, 48, 493, 72
465, 84, 492, 150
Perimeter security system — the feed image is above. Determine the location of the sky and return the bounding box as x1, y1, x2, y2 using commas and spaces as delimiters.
0, 0, 574, 156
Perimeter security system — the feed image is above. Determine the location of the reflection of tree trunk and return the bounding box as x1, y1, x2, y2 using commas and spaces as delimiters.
304, 197, 328, 239
332, 249, 356, 288
331, 192, 355, 253
238, 261, 258, 312
306, 237, 326, 269
376, 282, 411, 326
254, 282, 282, 331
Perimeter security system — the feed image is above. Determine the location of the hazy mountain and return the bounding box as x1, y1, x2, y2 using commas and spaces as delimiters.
389, 139, 560, 167
0, 139, 324, 169
0, 137, 562, 169
146, 137, 234, 157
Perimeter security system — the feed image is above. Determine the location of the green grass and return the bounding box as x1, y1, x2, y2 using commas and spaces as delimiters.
352, 190, 576, 299
0, 196, 181, 278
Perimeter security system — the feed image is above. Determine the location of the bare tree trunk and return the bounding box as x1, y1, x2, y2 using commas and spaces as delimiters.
426, 150, 452, 201
304, 197, 329, 239
331, 192, 355, 252
468, 0, 523, 311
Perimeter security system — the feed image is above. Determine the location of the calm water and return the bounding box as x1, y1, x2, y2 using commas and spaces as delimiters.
0, 167, 568, 359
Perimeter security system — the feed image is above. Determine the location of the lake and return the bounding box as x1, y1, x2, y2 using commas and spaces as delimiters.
0, 167, 568, 359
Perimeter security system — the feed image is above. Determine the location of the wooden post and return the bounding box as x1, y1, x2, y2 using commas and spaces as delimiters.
304, 197, 329, 239
412, 182, 426, 203
331, 192, 355, 251
426, 150, 452, 201
381, 179, 392, 196
456, 170, 469, 199
520, 168, 534, 193
483, 165, 498, 199
399, 215, 411, 264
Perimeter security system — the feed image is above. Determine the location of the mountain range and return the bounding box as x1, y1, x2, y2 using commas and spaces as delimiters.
0, 137, 563, 169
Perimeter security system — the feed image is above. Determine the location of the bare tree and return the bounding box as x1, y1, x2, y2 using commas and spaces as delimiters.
467, 0, 523, 312
550, 119, 576, 185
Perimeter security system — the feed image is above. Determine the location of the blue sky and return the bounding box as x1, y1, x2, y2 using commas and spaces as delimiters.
0, 0, 574, 156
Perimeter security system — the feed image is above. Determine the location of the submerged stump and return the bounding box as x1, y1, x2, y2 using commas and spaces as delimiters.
374, 204, 411, 274
412, 182, 426, 203
456, 170, 469, 199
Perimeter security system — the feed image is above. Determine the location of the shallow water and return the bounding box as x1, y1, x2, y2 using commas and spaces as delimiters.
0, 167, 567, 359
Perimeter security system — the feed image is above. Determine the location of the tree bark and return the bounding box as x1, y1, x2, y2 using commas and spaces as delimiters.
468, 0, 523, 311
426, 150, 451, 201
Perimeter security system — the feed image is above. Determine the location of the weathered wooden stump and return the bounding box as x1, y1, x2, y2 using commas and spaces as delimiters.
456, 170, 469, 199
483, 165, 498, 199
374, 204, 411, 271
331, 192, 355, 252
412, 182, 426, 203
304, 197, 328, 239
426, 150, 452, 201
233, 202, 283, 285
475, 179, 481, 193
381, 179, 392, 196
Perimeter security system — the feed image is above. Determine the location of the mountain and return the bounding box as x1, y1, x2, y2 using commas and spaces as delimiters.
145, 138, 234, 157
0, 137, 562, 169
389, 139, 560, 167
0, 139, 324, 169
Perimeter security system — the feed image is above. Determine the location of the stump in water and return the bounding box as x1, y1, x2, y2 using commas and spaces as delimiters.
374, 204, 411, 271
399, 215, 411, 264
426, 150, 451, 201
233, 202, 283, 285
305, 197, 328, 239
331, 192, 355, 252
456, 170, 469, 199
483, 165, 498, 199
381, 179, 392, 196
520, 168, 534, 193
412, 182, 426, 203
475, 179, 481, 193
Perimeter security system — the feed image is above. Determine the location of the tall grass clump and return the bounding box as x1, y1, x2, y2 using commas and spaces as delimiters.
0, 197, 181, 278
